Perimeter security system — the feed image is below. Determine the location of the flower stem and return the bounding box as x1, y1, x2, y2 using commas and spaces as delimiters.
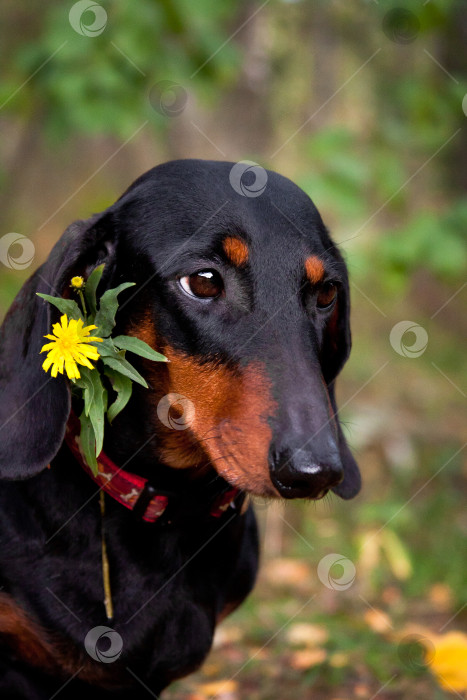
78, 290, 87, 316
100, 491, 114, 620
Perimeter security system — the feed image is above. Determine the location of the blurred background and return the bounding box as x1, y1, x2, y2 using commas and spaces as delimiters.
1, 0, 466, 697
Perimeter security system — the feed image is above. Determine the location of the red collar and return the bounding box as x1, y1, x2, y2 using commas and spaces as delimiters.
65, 414, 240, 524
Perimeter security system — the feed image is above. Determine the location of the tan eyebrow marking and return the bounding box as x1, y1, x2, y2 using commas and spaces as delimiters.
223, 236, 249, 267
305, 255, 325, 284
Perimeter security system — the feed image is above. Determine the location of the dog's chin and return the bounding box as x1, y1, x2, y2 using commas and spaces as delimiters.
214, 466, 278, 499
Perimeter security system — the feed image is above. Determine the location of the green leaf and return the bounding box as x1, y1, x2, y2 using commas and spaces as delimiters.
101, 354, 148, 388
73, 373, 95, 417
102, 386, 108, 414
98, 337, 120, 358
86, 369, 106, 457
104, 367, 133, 423
84, 264, 105, 317
94, 282, 135, 337
36, 293, 83, 320
78, 409, 98, 475
112, 335, 167, 362
76, 366, 106, 454
98, 338, 148, 387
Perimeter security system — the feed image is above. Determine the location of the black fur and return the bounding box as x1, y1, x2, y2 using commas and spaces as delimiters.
0, 160, 360, 697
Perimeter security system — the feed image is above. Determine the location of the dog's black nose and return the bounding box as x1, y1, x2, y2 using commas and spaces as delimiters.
270, 447, 344, 499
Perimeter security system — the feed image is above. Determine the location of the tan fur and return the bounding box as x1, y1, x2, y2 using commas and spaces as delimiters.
305, 255, 325, 284
223, 236, 249, 267
0, 593, 129, 688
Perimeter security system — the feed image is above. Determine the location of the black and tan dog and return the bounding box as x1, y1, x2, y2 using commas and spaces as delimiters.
0, 160, 360, 697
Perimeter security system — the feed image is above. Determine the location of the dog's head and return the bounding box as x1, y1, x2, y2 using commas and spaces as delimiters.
0, 160, 360, 500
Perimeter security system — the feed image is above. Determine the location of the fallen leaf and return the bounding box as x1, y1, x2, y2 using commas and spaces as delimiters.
329, 652, 349, 668
364, 608, 393, 634
212, 625, 243, 648
290, 648, 327, 670
196, 680, 238, 699
285, 623, 329, 647
247, 646, 269, 660
262, 558, 311, 588
428, 583, 453, 611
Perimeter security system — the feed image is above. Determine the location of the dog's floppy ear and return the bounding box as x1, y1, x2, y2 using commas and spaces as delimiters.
320, 245, 361, 499
328, 382, 361, 499
0, 212, 116, 480
321, 246, 351, 384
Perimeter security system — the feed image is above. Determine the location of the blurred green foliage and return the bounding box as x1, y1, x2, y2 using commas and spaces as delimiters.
378, 203, 467, 289
295, 0, 466, 297
1, 0, 240, 139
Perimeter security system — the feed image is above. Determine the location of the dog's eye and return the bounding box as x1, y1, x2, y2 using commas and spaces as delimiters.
317, 282, 337, 309
179, 270, 224, 299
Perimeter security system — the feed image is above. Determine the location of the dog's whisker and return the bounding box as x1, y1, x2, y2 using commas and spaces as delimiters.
197, 435, 243, 448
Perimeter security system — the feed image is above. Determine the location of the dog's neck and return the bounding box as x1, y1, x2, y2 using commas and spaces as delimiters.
71, 392, 213, 486
66, 402, 239, 524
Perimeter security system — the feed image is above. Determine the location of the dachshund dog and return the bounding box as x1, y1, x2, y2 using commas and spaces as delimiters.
0, 160, 360, 697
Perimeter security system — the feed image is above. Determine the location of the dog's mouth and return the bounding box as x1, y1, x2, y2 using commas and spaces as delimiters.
269, 482, 330, 501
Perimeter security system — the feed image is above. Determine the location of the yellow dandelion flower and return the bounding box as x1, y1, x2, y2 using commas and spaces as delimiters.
70, 276, 85, 290
428, 631, 467, 691
40, 314, 103, 379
